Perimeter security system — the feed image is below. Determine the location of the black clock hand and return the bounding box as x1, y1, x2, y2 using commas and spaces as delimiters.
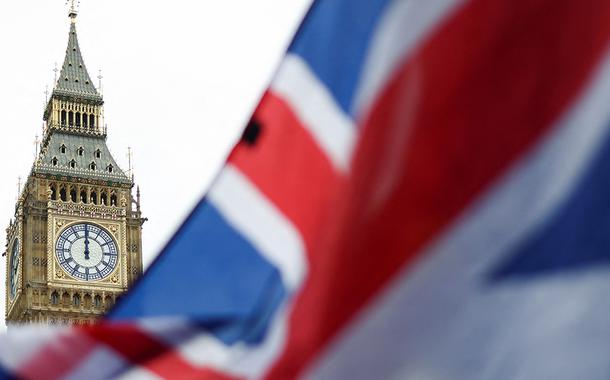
84, 225, 90, 260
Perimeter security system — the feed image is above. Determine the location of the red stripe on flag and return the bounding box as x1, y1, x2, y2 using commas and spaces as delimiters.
266, 0, 610, 378
16, 330, 97, 380
228, 91, 344, 248
83, 324, 239, 380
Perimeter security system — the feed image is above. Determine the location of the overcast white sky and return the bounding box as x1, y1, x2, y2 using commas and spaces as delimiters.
0, 1, 312, 330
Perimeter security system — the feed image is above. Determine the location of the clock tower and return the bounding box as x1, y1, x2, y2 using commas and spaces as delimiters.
5, 8, 145, 325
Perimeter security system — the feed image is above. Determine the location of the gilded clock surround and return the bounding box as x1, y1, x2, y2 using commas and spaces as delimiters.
4, 9, 145, 326
51, 219, 125, 286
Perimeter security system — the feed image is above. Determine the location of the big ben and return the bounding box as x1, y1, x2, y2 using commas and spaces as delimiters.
5, 5, 145, 325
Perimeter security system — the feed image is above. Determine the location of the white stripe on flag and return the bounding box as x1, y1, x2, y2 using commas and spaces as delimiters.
135, 305, 292, 379
138, 164, 311, 378
0, 326, 63, 373
306, 46, 610, 380
354, 0, 467, 119
177, 305, 289, 379
115, 366, 163, 380
64, 347, 144, 380
271, 54, 356, 172
208, 164, 307, 291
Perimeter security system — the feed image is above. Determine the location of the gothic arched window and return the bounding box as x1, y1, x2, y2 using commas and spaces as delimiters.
80, 190, 87, 204
51, 292, 59, 305
90, 191, 98, 205
69, 160, 76, 169
95, 149, 101, 159
110, 193, 117, 207
83, 113, 88, 128
59, 187, 67, 202
60, 144, 67, 154
50, 185, 57, 201
101, 192, 108, 206
90, 114, 96, 129
89, 162, 96, 171
62, 292, 70, 306
77, 147, 84, 156
73, 294, 81, 307
107, 164, 113, 173
68, 111, 74, 127
84, 293, 92, 308
75, 112, 81, 127
51, 157, 58, 166
61, 110, 67, 126
94, 295, 102, 308
70, 188, 77, 203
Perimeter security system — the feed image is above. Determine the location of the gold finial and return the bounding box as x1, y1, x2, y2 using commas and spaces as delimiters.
44, 86, 49, 109
16, 177, 21, 201
34, 135, 40, 158
66, 0, 80, 21
127, 147, 134, 181
98, 69, 103, 94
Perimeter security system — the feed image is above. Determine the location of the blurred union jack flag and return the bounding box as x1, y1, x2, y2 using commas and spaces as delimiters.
4, 0, 610, 378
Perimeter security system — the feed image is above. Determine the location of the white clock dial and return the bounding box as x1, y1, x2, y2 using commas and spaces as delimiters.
9, 239, 20, 300
55, 223, 118, 281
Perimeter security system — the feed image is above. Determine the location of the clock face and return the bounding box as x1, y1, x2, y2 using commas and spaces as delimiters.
9, 239, 19, 300
55, 223, 118, 281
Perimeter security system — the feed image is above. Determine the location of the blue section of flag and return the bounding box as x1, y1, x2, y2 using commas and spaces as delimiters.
0, 365, 16, 380
109, 199, 286, 345
490, 126, 610, 280
288, 0, 392, 116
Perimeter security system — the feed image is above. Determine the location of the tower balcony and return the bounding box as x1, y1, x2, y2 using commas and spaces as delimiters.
46, 122, 107, 138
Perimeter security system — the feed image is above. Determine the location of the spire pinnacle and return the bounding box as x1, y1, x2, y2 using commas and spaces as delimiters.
51, 5, 102, 102
67, 0, 79, 21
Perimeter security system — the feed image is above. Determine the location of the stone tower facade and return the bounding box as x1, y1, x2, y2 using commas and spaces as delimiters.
5, 9, 145, 325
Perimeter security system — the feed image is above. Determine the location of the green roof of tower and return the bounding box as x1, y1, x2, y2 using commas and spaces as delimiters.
52, 16, 102, 102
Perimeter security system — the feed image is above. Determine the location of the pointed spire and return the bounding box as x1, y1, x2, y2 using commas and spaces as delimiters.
52, 7, 102, 102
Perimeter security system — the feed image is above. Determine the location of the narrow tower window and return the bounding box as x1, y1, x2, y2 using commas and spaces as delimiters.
89, 162, 96, 171
110, 193, 117, 207
68, 111, 74, 127
51, 292, 59, 305
90, 191, 98, 205
95, 149, 101, 159
70, 188, 77, 203
83, 113, 88, 128
101, 192, 108, 206
61, 110, 67, 126
107, 164, 113, 173
90, 115, 96, 129
73, 294, 81, 307
94, 295, 102, 308
60, 144, 67, 154
77, 147, 84, 156
69, 160, 76, 169
50, 185, 57, 201
59, 187, 67, 202
62, 292, 70, 306
84, 294, 92, 308
80, 190, 87, 204
75, 112, 81, 127
51, 157, 58, 166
